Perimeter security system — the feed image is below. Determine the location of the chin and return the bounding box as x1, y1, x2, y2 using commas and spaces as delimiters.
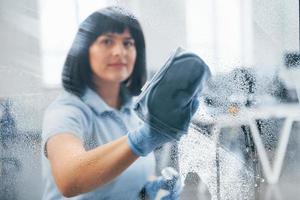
108, 75, 130, 83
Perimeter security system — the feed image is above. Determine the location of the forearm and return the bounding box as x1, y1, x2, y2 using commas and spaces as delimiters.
50, 136, 138, 197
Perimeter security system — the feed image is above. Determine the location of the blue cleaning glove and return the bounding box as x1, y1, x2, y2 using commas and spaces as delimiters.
144, 167, 183, 200
128, 47, 211, 156
128, 98, 200, 156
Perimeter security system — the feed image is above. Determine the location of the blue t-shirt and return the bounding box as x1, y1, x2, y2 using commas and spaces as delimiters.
41, 88, 155, 200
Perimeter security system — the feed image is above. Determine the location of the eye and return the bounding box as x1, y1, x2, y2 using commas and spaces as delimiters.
101, 38, 113, 46
123, 40, 135, 48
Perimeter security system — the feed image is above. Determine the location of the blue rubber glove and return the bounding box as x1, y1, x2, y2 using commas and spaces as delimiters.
128, 98, 199, 156
128, 47, 210, 156
144, 167, 183, 200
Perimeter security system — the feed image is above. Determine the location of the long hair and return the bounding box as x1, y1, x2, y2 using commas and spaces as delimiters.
62, 6, 147, 97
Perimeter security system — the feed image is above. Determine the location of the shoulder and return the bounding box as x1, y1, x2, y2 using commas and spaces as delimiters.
42, 91, 94, 142
44, 91, 95, 130
46, 91, 92, 117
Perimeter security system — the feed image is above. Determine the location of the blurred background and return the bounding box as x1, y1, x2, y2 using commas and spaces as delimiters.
0, 0, 299, 199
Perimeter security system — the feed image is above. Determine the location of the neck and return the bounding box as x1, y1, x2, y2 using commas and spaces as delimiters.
94, 80, 121, 109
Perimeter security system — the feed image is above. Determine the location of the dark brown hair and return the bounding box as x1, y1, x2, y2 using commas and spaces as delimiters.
62, 6, 147, 97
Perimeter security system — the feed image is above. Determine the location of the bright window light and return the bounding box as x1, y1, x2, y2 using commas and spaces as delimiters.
40, 0, 107, 87
186, 0, 253, 74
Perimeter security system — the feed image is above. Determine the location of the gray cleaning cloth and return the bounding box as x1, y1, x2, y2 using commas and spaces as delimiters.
134, 47, 211, 140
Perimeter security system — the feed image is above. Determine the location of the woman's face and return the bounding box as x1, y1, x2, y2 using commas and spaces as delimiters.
89, 29, 137, 86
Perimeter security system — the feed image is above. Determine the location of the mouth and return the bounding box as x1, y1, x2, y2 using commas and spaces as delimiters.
108, 63, 127, 68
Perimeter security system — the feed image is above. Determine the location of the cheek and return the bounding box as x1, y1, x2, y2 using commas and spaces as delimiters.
89, 49, 105, 73
89, 48, 98, 70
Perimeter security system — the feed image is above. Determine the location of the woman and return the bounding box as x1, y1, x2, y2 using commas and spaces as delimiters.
42, 7, 209, 200
42, 6, 209, 200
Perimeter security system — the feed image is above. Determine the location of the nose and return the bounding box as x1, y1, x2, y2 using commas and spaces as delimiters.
112, 42, 126, 57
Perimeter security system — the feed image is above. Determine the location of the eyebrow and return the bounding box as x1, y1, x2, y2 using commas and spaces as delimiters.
102, 33, 134, 40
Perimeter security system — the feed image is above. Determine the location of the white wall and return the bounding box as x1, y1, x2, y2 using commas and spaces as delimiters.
252, 0, 299, 69
0, 0, 43, 97
109, 0, 188, 74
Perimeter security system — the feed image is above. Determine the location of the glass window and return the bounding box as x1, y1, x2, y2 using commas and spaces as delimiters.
186, 0, 253, 74
40, 0, 108, 87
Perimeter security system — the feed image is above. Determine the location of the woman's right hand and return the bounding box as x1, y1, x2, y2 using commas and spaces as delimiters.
128, 98, 200, 156
128, 48, 211, 156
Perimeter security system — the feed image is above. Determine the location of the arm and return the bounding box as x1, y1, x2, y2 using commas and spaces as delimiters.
46, 133, 138, 197
46, 48, 210, 198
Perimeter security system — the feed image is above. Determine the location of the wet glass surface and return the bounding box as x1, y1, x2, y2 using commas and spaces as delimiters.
0, 0, 299, 199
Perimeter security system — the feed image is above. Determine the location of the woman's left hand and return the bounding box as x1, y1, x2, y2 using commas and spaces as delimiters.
144, 167, 183, 200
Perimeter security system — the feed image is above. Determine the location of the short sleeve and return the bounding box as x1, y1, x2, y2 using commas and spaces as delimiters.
42, 104, 88, 157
